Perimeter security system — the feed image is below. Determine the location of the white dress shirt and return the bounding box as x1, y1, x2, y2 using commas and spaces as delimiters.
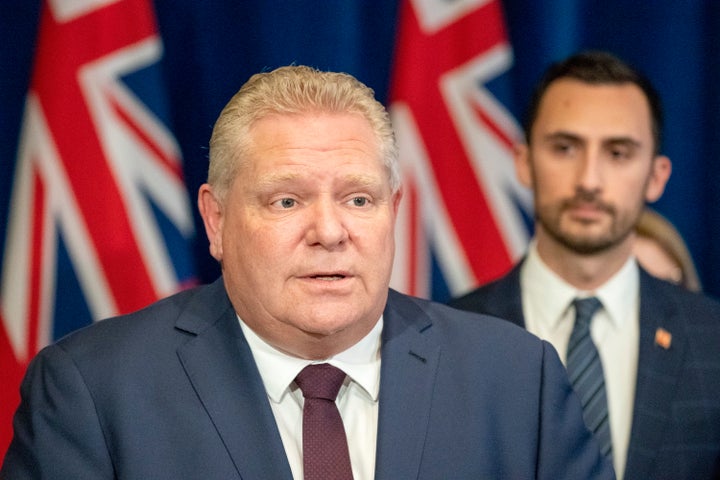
239, 316, 382, 480
520, 243, 639, 479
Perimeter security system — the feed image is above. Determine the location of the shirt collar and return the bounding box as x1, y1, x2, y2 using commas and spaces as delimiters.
523, 243, 578, 331
239, 316, 383, 404
523, 242, 639, 330
594, 257, 639, 329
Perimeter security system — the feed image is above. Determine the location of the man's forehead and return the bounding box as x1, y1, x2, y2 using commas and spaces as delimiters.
534, 80, 653, 140
539, 79, 651, 116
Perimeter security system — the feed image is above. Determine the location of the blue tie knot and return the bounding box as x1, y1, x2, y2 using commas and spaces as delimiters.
573, 297, 602, 327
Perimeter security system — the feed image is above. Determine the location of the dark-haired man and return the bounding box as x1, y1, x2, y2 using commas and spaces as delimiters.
451, 51, 720, 479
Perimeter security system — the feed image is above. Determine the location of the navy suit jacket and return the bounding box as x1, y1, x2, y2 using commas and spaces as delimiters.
2, 278, 614, 479
450, 263, 720, 480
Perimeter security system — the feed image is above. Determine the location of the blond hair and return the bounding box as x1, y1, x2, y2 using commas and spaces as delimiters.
635, 208, 702, 292
208, 65, 399, 202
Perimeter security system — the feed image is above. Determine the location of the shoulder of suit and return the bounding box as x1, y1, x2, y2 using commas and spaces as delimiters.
389, 288, 535, 343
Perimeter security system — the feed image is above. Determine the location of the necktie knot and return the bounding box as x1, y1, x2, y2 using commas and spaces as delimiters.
573, 296, 602, 328
295, 363, 346, 402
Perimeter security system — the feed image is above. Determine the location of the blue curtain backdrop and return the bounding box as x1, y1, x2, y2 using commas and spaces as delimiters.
2, 1, 720, 298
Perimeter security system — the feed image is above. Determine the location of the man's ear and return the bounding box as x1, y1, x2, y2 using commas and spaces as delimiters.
645, 155, 672, 203
198, 184, 224, 261
391, 187, 403, 215
513, 143, 533, 189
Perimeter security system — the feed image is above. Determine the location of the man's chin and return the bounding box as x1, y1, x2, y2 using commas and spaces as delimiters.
294, 309, 362, 336
560, 235, 618, 255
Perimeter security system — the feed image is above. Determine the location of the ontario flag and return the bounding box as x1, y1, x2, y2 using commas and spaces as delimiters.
389, 0, 532, 301
0, 0, 196, 459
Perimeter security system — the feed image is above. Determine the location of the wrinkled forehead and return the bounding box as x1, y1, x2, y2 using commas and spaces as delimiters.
244, 111, 387, 167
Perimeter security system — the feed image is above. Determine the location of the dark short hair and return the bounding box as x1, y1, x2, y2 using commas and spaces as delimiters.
524, 51, 663, 154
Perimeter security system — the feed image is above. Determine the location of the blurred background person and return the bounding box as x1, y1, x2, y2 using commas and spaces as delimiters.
633, 208, 702, 292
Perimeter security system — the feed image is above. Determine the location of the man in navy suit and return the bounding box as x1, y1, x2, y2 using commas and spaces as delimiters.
2, 66, 614, 479
450, 51, 720, 479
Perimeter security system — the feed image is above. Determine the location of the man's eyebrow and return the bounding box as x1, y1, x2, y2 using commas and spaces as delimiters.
541, 131, 583, 143
603, 137, 643, 148
255, 172, 302, 189
541, 131, 642, 148
254, 172, 383, 189
342, 173, 384, 188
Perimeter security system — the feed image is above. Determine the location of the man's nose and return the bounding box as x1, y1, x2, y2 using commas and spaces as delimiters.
306, 200, 349, 249
576, 149, 603, 192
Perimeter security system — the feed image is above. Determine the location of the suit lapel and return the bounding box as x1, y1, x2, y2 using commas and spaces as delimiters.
374, 291, 441, 480
624, 272, 686, 479
463, 262, 525, 327
490, 263, 525, 327
175, 279, 293, 480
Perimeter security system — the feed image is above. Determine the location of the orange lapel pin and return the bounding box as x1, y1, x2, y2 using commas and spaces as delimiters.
655, 328, 672, 349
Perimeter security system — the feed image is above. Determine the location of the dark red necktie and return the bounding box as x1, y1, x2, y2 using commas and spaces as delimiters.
294, 363, 354, 480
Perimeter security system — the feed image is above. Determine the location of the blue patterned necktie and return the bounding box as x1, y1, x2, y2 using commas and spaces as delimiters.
566, 297, 613, 459
295, 363, 354, 480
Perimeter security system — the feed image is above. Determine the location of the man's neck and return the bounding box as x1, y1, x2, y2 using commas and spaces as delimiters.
535, 235, 634, 291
